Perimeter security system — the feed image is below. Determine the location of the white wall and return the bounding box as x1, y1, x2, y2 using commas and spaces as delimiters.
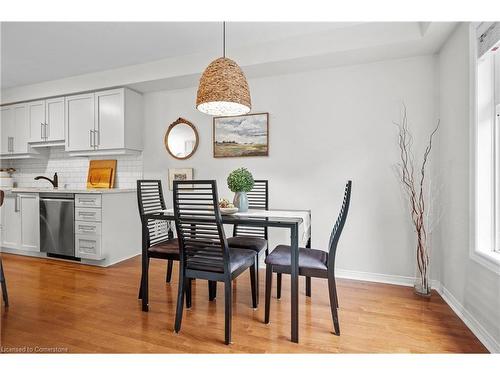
437, 23, 500, 351
143, 55, 438, 279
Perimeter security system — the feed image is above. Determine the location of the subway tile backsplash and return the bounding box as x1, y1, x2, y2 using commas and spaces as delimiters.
1, 148, 143, 189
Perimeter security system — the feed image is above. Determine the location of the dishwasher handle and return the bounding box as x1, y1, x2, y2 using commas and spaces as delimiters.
40, 198, 74, 202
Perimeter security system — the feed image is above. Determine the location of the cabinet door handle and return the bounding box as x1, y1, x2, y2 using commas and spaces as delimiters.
95, 129, 99, 147
89, 130, 94, 147
14, 194, 19, 212
45, 123, 49, 140
79, 246, 96, 250
41, 122, 44, 140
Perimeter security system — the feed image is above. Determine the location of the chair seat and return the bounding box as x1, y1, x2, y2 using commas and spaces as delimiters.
187, 247, 255, 273
228, 247, 257, 273
227, 236, 268, 253
265, 245, 328, 271
148, 238, 180, 259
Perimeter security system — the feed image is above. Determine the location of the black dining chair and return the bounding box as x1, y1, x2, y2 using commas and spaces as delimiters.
223, 180, 268, 302
264, 181, 351, 335
0, 190, 8, 307
137, 180, 180, 311
173, 180, 258, 345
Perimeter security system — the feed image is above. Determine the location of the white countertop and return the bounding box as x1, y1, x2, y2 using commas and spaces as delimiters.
1, 187, 136, 194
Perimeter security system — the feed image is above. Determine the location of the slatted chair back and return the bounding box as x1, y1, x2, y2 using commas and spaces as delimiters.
233, 180, 268, 239
173, 180, 229, 274
327, 181, 352, 267
137, 180, 170, 247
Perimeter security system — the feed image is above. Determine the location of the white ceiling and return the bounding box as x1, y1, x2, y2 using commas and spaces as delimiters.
0, 22, 359, 89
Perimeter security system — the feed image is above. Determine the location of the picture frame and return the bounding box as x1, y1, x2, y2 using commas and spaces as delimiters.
168, 168, 193, 190
213, 112, 269, 158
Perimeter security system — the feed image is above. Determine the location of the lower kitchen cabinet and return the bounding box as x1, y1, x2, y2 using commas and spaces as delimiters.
1, 190, 140, 266
75, 192, 140, 265
74, 194, 103, 260
19, 193, 40, 251
0, 193, 21, 249
75, 234, 102, 260
0, 192, 40, 252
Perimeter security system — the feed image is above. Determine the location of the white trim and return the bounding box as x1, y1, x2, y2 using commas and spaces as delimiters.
468, 23, 500, 275
337, 268, 417, 287
336, 267, 498, 353
438, 285, 500, 353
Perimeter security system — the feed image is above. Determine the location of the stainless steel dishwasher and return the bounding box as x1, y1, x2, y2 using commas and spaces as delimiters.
40, 193, 76, 258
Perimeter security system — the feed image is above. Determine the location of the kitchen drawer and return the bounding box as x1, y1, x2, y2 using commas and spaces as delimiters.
75, 220, 102, 236
75, 207, 101, 222
75, 194, 101, 208
75, 234, 103, 260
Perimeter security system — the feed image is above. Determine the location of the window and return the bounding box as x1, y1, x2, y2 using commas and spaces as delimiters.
473, 22, 500, 268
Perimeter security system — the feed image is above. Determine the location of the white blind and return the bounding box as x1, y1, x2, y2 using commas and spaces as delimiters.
477, 22, 500, 57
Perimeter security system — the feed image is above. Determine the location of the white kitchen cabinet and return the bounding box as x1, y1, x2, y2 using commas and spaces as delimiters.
29, 97, 65, 143
0, 106, 13, 155
75, 194, 103, 260
0, 192, 39, 252
0, 193, 21, 249
19, 193, 40, 252
65, 93, 95, 151
75, 234, 102, 260
28, 100, 46, 142
12, 104, 30, 153
46, 97, 65, 142
65, 88, 143, 155
2, 190, 141, 266
95, 89, 124, 150
0, 103, 34, 158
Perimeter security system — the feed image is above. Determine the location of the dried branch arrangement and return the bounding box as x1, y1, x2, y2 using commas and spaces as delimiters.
394, 106, 439, 296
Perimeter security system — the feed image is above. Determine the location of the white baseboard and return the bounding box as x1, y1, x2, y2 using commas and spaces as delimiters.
336, 268, 499, 353
336, 268, 436, 288
437, 285, 500, 353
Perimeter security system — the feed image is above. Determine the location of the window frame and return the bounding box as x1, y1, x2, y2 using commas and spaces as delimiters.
469, 23, 500, 274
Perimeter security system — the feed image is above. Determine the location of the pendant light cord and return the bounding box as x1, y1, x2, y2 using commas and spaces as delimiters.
223, 21, 226, 58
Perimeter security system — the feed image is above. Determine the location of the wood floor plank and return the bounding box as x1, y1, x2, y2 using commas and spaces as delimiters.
0, 253, 488, 353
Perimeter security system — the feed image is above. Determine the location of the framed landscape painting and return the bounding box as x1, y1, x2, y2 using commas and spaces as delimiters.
213, 113, 269, 158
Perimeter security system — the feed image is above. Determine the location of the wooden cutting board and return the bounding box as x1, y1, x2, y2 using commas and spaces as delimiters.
88, 168, 113, 188
87, 160, 117, 189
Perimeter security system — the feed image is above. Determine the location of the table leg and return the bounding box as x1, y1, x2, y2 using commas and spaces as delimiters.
305, 235, 311, 297
290, 223, 299, 343
141, 219, 149, 312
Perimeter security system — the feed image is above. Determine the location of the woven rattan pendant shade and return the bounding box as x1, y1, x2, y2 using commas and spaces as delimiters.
196, 57, 251, 116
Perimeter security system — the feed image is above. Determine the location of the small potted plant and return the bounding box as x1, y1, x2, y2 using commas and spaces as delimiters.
227, 168, 254, 212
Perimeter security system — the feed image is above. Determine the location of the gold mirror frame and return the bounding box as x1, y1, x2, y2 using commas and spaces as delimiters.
164, 117, 199, 160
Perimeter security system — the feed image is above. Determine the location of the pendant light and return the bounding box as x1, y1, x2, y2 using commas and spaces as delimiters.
196, 22, 251, 116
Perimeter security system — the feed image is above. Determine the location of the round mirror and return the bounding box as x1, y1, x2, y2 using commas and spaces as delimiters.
164, 118, 199, 160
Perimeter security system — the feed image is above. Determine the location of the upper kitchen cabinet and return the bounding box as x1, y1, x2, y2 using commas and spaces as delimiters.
28, 97, 65, 145
65, 88, 143, 156
65, 92, 95, 152
0, 103, 41, 159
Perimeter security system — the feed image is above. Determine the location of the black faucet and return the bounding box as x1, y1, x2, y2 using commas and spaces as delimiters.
34, 173, 58, 188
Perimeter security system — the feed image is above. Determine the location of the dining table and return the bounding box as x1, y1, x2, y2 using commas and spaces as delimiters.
143, 208, 312, 344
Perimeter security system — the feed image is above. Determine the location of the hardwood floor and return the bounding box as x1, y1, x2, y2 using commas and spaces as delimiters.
0, 253, 487, 353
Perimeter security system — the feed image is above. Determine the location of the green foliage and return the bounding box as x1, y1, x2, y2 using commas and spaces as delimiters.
227, 168, 254, 193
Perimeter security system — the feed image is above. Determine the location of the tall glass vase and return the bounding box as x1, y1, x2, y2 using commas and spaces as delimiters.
414, 235, 431, 297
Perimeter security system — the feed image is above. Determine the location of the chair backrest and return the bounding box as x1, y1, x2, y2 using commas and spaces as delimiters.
233, 180, 268, 239
137, 180, 169, 247
173, 180, 229, 274
328, 181, 352, 268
